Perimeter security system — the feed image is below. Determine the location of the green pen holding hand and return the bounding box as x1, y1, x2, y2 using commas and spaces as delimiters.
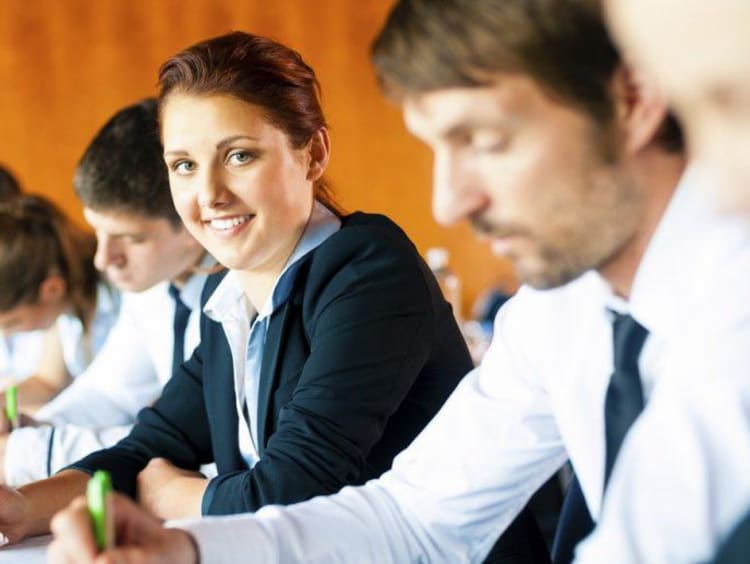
87, 470, 114, 551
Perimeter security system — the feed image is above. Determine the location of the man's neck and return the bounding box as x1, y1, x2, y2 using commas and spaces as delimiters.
599, 148, 687, 299
170, 250, 208, 290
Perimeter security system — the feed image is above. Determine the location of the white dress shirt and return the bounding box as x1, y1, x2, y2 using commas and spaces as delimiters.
203, 202, 341, 468
4, 261, 210, 486
56, 282, 121, 379
0, 331, 45, 380
575, 192, 750, 558
170, 170, 750, 563
0, 283, 117, 386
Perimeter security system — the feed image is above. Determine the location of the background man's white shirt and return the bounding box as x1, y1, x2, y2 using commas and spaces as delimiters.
167, 171, 750, 563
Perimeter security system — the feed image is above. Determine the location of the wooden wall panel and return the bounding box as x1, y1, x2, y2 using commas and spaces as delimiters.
0, 0, 518, 312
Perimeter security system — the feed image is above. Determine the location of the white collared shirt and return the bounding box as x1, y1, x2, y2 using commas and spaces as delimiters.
203, 201, 341, 468
171, 169, 750, 563
4, 257, 213, 486
56, 282, 121, 378
0, 330, 45, 381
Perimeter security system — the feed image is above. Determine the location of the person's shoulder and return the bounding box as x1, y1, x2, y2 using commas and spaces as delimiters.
300, 211, 430, 304
340, 211, 409, 238
314, 211, 417, 261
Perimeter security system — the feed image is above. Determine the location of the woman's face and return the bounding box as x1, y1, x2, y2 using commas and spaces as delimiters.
162, 93, 318, 276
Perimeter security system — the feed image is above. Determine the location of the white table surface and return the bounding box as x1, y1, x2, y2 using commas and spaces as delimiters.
0, 534, 50, 563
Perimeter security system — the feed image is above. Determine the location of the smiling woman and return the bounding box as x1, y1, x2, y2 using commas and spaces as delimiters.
162, 94, 320, 300
57, 31, 475, 522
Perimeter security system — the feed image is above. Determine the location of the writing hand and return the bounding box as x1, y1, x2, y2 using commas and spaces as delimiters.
48, 492, 199, 564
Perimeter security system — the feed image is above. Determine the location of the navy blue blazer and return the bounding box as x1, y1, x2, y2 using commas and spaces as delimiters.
73, 212, 472, 515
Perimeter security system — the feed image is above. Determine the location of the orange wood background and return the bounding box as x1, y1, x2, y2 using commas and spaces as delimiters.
0, 0, 517, 313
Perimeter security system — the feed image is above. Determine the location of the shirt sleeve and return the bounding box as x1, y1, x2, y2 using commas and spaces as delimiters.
175, 293, 568, 563
4, 425, 52, 485
4, 423, 133, 486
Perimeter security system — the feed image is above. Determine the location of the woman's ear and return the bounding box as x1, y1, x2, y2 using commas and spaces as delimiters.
37, 274, 66, 305
610, 64, 670, 155
306, 128, 331, 182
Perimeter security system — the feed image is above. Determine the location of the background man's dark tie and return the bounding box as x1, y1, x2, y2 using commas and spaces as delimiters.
552, 313, 649, 564
169, 284, 191, 375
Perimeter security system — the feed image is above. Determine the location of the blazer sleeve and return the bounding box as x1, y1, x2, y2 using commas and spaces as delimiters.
68, 341, 213, 498
202, 223, 454, 514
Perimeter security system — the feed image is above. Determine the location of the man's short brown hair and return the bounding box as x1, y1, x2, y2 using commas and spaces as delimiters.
372, 0, 682, 151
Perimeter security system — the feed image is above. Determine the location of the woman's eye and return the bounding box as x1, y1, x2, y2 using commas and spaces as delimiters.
228, 151, 254, 165
172, 160, 196, 174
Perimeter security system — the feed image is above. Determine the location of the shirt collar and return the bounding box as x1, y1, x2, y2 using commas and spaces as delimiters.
170, 253, 217, 312
204, 201, 341, 324
608, 166, 749, 337
95, 281, 121, 316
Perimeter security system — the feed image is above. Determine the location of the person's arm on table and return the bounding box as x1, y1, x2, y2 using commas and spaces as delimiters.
136, 458, 207, 519
3, 423, 135, 487
175, 364, 568, 563
173, 292, 567, 563
0, 469, 89, 544
50, 292, 568, 563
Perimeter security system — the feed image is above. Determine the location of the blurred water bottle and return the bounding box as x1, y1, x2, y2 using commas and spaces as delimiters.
425, 247, 462, 325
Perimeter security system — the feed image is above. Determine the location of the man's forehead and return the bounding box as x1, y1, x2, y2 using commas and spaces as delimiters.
82, 206, 165, 234
401, 79, 533, 139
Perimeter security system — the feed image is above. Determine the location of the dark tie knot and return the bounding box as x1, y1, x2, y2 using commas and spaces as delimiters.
169, 283, 192, 374
168, 283, 182, 303
611, 313, 648, 370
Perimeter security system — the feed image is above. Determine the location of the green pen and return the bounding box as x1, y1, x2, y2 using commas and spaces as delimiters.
5, 385, 17, 429
87, 470, 114, 551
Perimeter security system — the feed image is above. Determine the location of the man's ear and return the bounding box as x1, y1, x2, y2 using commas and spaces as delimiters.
610, 64, 669, 155
306, 128, 331, 182
37, 274, 66, 305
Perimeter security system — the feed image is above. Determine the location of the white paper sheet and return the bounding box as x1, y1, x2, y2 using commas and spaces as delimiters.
0, 533, 51, 563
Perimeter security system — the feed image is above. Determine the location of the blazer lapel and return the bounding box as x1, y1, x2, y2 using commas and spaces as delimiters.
256, 301, 293, 455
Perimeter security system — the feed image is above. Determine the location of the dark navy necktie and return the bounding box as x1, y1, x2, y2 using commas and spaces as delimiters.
604, 312, 649, 488
168, 284, 191, 375
552, 313, 650, 564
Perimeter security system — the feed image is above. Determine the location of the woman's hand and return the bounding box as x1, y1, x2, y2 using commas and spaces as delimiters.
48, 492, 200, 564
136, 458, 207, 519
